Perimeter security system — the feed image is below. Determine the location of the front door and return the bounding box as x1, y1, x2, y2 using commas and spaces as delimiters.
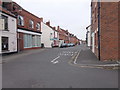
2, 37, 8, 52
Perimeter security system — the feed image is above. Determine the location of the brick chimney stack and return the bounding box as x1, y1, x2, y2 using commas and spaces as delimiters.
57, 26, 60, 30
46, 21, 50, 26
40, 18, 43, 22
53, 27, 56, 30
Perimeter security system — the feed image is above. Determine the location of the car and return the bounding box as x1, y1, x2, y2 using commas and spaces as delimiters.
67, 43, 74, 47
67, 43, 72, 47
60, 43, 67, 48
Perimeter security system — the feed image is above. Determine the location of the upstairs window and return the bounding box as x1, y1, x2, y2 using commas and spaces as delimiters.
18, 15, 24, 26
1, 15, 8, 30
29, 20, 34, 28
36, 23, 40, 30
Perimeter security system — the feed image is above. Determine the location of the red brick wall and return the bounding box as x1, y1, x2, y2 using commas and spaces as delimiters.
17, 9, 42, 32
58, 29, 69, 43
3, 2, 43, 32
100, 2, 119, 61
17, 32, 24, 51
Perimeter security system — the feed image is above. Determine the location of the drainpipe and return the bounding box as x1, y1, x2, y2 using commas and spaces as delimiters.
98, 0, 101, 60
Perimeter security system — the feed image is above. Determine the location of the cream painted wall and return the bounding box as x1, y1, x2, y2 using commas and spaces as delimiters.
87, 26, 91, 47
41, 22, 54, 48
0, 12, 17, 53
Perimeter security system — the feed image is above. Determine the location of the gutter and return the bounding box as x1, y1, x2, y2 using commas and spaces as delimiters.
98, 0, 101, 60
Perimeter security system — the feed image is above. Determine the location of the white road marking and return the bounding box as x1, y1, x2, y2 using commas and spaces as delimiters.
74, 51, 80, 64
53, 61, 59, 64
51, 56, 60, 62
71, 54, 73, 56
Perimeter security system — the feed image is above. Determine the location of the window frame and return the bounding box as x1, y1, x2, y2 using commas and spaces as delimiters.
36, 23, 40, 30
18, 15, 24, 26
29, 20, 34, 29
1, 14, 8, 30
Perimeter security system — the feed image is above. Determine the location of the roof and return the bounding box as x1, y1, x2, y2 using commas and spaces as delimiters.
0, 6, 16, 18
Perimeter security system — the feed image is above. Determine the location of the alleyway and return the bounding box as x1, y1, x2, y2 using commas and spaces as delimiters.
2, 45, 118, 88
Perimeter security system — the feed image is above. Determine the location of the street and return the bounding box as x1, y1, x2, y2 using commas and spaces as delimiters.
2, 45, 118, 88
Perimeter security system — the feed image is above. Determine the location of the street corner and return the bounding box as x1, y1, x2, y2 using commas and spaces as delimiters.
68, 52, 120, 70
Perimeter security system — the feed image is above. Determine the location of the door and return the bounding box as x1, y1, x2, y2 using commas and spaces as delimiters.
2, 37, 8, 52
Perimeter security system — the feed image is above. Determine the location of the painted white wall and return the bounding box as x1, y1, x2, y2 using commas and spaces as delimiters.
87, 26, 91, 47
41, 22, 54, 48
0, 12, 17, 53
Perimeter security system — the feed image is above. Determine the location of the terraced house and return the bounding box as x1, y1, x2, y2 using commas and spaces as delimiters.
2, 2, 43, 51
57, 26, 79, 46
0, 2, 17, 54
41, 21, 59, 48
91, 0, 120, 61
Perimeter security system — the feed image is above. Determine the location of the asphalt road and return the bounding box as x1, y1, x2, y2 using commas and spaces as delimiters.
2, 45, 118, 88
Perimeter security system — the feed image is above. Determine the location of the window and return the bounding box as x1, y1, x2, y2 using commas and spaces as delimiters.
1, 15, 8, 30
24, 34, 41, 48
29, 20, 34, 28
24, 34, 32, 48
36, 36, 41, 47
36, 23, 40, 30
2, 37, 9, 51
18, 15, 24, 26
32, 35, 36, 47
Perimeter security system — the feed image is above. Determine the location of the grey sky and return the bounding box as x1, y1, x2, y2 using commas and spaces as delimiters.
13, 0, 91, 40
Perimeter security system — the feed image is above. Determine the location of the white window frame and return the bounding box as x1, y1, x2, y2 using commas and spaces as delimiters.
36, 23, 40, 30
29, 20, 34, 28
18, 15, 24, 26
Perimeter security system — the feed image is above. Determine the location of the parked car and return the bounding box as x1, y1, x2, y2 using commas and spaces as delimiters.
60, 43, 67, 48
67, 43, 75, 47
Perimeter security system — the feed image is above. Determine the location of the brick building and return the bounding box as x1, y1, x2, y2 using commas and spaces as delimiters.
57, 26, 79, 46
91, 0, 120, 61
2, 2, 43, 51
57, 26, 69, 44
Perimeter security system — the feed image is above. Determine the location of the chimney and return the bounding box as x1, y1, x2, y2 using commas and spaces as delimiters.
46, 21, 50, 26
57, 26, 60, 30
40, 18, 43, 22
53, 27, 56, 30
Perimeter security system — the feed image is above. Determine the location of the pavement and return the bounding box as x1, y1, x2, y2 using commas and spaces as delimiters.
70, 44, 120, 70
2, 48, 46, 63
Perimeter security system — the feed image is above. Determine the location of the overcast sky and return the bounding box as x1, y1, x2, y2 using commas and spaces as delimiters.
13, 0, 91, 40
